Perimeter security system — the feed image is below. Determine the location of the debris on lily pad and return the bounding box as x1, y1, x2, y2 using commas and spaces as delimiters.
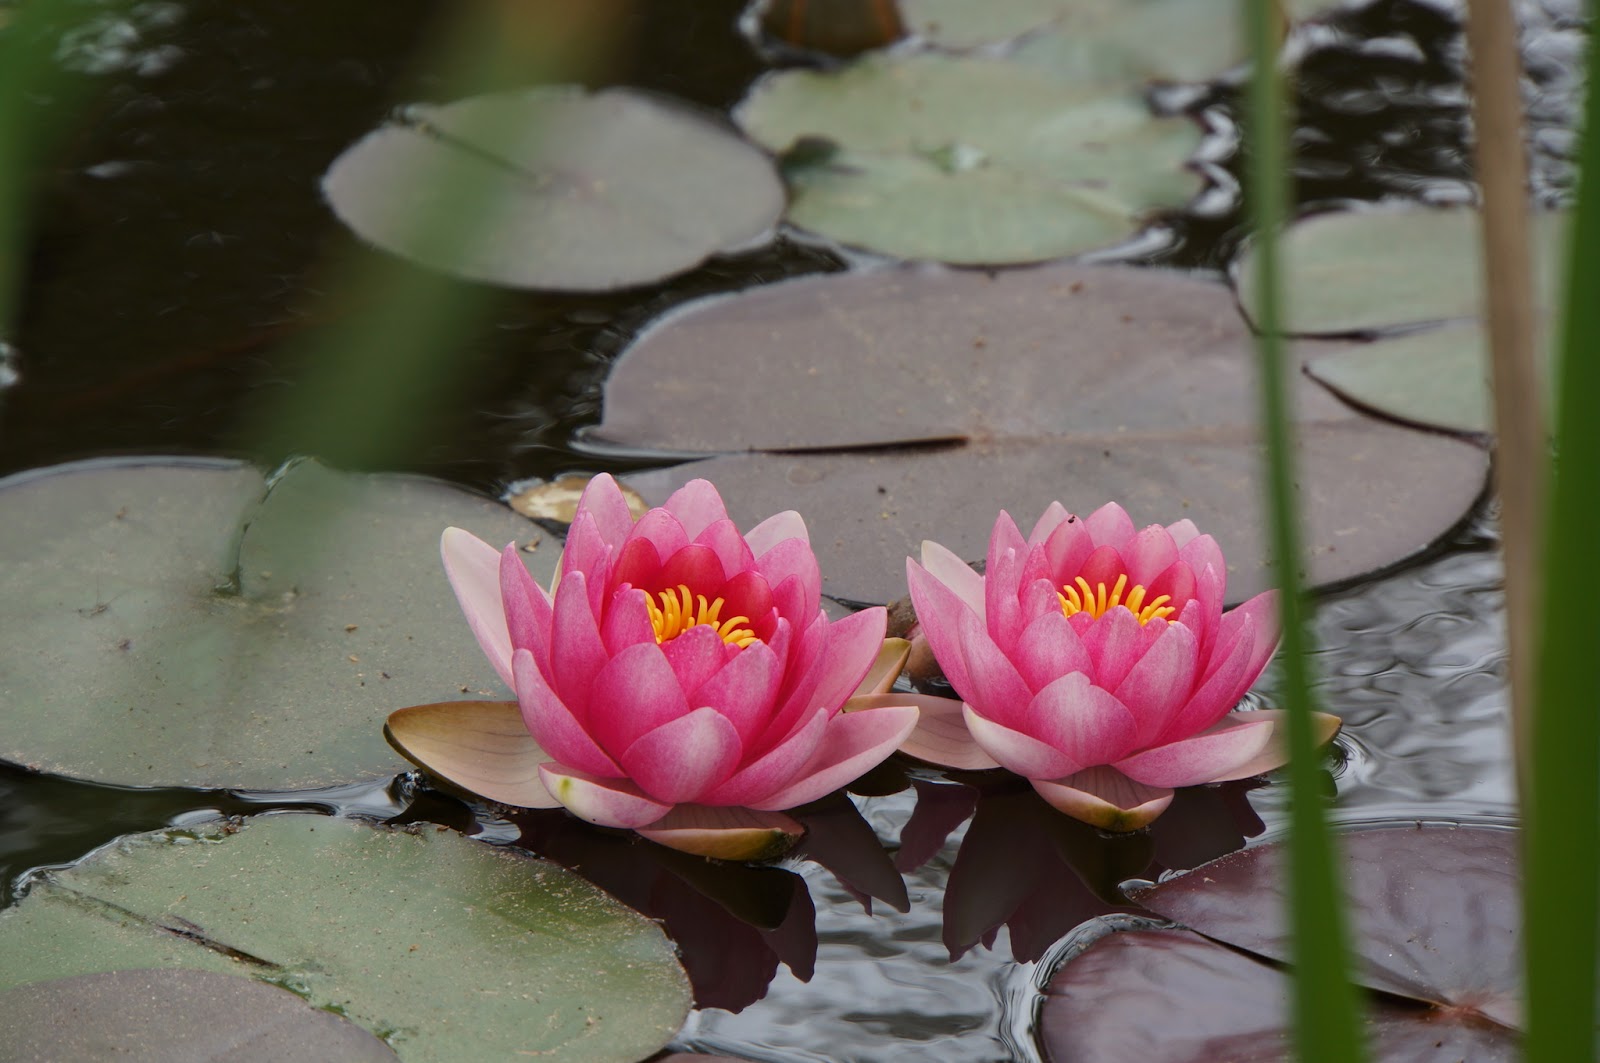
1235, 206, 1569, 335
592, 264, 1488, 605
736, 53, 1203, 264
0, 969, 399, 1063
0, 456, 551, 790
1037, 824, 1521, 1061
0, 814, 692, 1063
324, 86, 785, 292
507, 472, 650, 525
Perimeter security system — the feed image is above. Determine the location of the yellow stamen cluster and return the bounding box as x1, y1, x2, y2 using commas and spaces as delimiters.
1059, 572, 1174, 626
645, 585, 759, 647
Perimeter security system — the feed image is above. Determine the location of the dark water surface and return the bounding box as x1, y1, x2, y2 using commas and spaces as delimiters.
0, 0, 1574, 1059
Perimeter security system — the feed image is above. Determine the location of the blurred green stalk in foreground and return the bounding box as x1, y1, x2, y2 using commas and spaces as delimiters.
1241, 1, 1367, 1061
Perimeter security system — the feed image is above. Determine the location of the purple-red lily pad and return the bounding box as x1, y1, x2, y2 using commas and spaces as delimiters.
1036, 825, 1522, 1061
594, 264, 1487, 605
0, 969, 399, 1063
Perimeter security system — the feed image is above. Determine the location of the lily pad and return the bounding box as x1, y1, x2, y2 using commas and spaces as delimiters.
592, 264, 1488, 605
0, 456, 550, 790
0, 969, 399, 1062
1131, 824, 1522, 1027
0, 813, 691, 1063
1235, 206, 1570, 335
902, 0, 1336, 54
1039, 927, 1517, 1062
736, 54, 1203, 264
323, 86, 785, 292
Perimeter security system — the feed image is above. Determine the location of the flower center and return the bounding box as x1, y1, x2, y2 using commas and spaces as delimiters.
645, 585, 759, 647
1059, 573, 1175, 626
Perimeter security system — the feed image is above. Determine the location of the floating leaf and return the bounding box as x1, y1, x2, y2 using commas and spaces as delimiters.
1039, 927, 1517, 1062
323, 87, 785, 292
592, 265, 1487, 605
0, 969, 399, 1062
1235, 206, 1569, 335
0, 814, 691, 1063
0, 457, 550, 789
1131, 824, 1522, 1027
736, 54, 1202, 264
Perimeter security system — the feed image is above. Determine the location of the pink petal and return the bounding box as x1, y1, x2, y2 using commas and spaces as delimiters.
746, 702, 919, 811
1156, 617, 1256, 744
573, 473, 637, 548
718, 568, 776, 640
1080, 607, 1149, 691
957, 607, 1033, 728
920, 539, 984, 617
963, 704, 1079, 779
1165, 518, 1201, 549
754, 537, 820, 616
1178, 532, 1226, 586
558, 512, 613, 616
1011, 609, 1092, 693
703, 705, 830, 806
1123, 525, 1179, 587
623, 507, 689, 565
549, 570, 609, 714
695, 518, 755, 580
1032, 766, 1174, 831
1025, 672, 1139, 767
906, 558, 977, 699
877, 693, 1001, 770
661, 623, 729, 700
599, 586, 656, 656
1113, 715, 1275, 788
763, 614, 829, 746
1086, 502, 1136, 547
1043, 515, 1094, 585
1113, 619, 1201, 745
1216, 590, 1280, 691
692, 640, 782, 746
662, 478, 729, 539
635, 804, 804, 861
745, 509, 809, 554
1077, 544, 1127, 590
499, 543, 552, 659
513, 649, 622, 777
1209, 709, 1342, 782
620, 706, 743, 803
539, 764, 672, 828
586, 641, 691, 756
984, 513, 1028, 637
609, 536, 663, 594
1027, 501, 1073, 546
809, 607, 889, 716
657, 543, 726, 596
441, 528, 515, 688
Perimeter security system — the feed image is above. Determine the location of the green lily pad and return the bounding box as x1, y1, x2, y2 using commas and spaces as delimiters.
0, 457, 550, 790
323, 86, 785, 292
593, 264, 1488, 606
902, 0, 1336, 54
1235, 206, 1570, 335
1306, 324, 1513, 435
736, 54, 1202, 264
0, 814, 691, 1063
0, 969, 399, 1062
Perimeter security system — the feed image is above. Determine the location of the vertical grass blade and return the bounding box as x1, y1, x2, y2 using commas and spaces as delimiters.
1241, 2, 1367, 1060
1522, 14, 1600, 1060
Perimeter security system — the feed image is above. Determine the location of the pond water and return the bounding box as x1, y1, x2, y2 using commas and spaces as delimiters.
0, 0, 1574, 1059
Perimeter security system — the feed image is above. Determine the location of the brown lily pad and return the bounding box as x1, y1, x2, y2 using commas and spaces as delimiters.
594, 265, 1487, 605
1131, 824, 1522, 1028
0, 969, 399, 1063
1039, 927, 1518, 1062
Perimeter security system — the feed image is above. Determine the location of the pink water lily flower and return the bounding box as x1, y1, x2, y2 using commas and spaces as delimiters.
895, 502, 1339, 831
429, 475, 918, 858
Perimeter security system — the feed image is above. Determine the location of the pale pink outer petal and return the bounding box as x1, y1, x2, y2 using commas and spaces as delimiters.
874, 693, 1001, 770
1032, 766, 1175, 831
441, 528, 514, 689
957, 607, 1034, 728
906, 558, 978, 699
1027, 501, 1073, 546
1086, 501, 1136, 547
634, 805, 804, 860
702, 705, 830, 806
1165, 518, 1201, 549
962, 705, 1079, 779
512, 649, 622, 777
919, 539, 985, 617
620, 706, 744, 804
1025, 672, 1139, 767
662, 478, 729, 539
1207, 709, 1343, 782
745, 703, 919, 811
1112, 715, 1275, 788
573, 473, 637, 548
539, 764, 673, 828
745, 509, 809, 555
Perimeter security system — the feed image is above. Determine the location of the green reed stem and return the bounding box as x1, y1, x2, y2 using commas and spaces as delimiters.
1522, 11, 1600, 1060
1242, 2, 1366, 1060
